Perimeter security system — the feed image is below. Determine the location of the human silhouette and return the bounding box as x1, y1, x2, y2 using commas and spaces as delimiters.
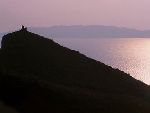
21, 25, 27, 31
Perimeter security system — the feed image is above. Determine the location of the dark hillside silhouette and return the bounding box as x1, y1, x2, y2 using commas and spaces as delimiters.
0, 29, 150, 113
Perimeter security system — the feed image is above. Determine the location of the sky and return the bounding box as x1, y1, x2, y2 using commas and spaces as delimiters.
1, 0, 150, 32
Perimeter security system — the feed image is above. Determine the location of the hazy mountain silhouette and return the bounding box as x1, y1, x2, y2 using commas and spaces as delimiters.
29, 25, 150, 38
0, 33, 4, 39
0, 28, 150, 113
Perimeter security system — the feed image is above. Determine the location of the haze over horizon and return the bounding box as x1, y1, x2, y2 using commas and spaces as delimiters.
1, 0, 150, 32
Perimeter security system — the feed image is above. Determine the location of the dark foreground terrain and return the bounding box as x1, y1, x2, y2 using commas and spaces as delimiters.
0, 29, 150, 113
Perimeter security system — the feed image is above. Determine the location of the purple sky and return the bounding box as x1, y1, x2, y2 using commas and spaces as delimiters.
1, 0, 150, 32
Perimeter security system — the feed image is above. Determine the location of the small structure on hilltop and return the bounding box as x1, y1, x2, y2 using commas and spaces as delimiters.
21, 25, 27, 31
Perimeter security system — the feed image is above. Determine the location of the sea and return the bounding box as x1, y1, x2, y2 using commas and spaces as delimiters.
54, 38, 150, 85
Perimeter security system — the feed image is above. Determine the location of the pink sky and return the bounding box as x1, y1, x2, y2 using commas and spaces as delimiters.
1, 0, 150, 32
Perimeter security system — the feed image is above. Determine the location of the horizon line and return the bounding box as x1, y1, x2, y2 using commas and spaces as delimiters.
1, 25, 150, 33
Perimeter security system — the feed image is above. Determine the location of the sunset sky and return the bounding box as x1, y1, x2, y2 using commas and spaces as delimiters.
1, 0, 150, 32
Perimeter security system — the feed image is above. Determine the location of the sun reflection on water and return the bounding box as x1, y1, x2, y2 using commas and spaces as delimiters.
55, 38, 150, 85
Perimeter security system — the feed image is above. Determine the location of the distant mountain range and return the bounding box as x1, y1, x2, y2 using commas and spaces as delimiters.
28, 25, 150, 38
1, 25, 150, 39
0, 33, 4, 39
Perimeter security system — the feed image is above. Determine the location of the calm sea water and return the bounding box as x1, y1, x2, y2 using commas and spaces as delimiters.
54, 38, 150, 85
